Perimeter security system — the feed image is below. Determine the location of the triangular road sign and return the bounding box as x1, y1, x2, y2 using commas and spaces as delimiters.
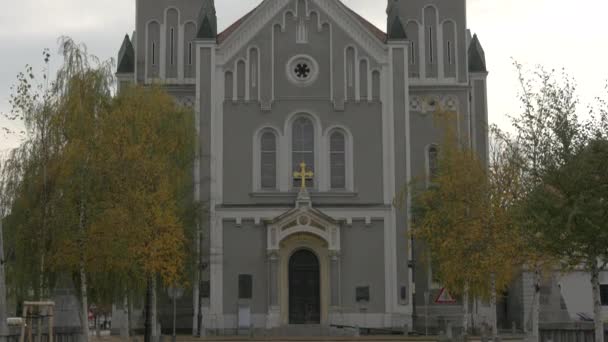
435, 287, 457, 304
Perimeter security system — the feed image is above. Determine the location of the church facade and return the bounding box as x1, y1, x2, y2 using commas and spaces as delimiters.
115, 0, 491, 334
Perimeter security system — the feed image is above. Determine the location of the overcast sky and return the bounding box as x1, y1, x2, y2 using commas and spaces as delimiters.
1, 0, 607, 151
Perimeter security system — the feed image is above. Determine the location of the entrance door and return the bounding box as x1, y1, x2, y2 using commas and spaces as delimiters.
289, 249, 320, 324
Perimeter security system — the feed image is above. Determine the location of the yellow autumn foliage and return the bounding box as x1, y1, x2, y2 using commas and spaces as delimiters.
411, 111, 525, 300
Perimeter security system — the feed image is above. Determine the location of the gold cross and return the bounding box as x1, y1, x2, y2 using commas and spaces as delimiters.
293, 161, 314, 191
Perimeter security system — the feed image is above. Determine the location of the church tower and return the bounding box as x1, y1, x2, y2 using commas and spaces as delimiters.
132, 0, 215, 83
387, 0, 467, 82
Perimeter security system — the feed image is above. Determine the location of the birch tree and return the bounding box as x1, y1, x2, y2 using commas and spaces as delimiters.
520, 140, 608, 342
509, 63, 586, 340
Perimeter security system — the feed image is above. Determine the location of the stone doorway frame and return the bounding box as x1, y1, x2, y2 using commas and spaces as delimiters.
279, 234, 329, 325
265, 205, 341, 328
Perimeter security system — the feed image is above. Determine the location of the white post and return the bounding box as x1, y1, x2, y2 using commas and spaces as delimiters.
0, 218, 8, 342
591, 262, 605, 342
490, 274, 498, 338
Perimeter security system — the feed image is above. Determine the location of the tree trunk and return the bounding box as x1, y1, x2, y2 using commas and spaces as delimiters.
0, 219, 9, 342
144, 279, 152, 342
590, 261, 605, 342
127, 295, 133, 339
151, 278, 158, 342
79, 258, 90, 342
463, 284, 470, 337
531, 269, 541, 342
490, 274, 498, 338
121, 295, 130, 340
78, 192, 90, 342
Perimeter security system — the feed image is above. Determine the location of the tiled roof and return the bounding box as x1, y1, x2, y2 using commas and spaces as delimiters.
217, 3, 387, 44
217, 7, 257, 44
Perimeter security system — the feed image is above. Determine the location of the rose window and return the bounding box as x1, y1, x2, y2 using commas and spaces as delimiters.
286, 55, 318, 86
294, 63, 311, 79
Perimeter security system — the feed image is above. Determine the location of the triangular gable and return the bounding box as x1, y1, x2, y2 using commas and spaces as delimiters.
218, 0, 387, 63
266, 205, 339, 227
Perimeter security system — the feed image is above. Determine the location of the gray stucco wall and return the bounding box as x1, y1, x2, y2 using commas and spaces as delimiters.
339, 220, 387, 313
222, 220, 269, 315
222, 100, 384, 206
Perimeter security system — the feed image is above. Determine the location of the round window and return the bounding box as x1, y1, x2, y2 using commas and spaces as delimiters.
286, 55, 319, 86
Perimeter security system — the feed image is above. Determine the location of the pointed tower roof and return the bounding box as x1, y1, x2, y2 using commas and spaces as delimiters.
468, 34, 487, 73
386, 0, 406, 41
387, 16, 407, 40
117, 34, 134, 74
197, 0, 218, 39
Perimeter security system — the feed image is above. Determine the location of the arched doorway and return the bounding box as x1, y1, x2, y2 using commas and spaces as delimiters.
289, 249, 320, 324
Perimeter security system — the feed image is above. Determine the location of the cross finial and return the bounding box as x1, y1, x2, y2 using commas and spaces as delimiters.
293, 161, 314, 191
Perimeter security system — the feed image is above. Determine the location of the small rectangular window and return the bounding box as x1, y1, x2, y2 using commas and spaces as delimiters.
239, 274, 253, 299
601, 284, 608, 306
200, 281, 210, 298
400, 286, 407, 301
170, 28, 175, 65
447, 41, 452, 65
410, 41, 416, 65
152, 42, 156, 65
428, 26, 434, 64
356, 286, 370, 302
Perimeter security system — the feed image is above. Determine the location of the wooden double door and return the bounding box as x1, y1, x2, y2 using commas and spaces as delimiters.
288, 249, 320, 324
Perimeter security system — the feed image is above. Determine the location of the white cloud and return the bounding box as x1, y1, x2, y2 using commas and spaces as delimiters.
1, 0, 607, 148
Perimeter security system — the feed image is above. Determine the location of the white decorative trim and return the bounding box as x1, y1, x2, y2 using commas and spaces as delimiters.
403, 43, 413, 315
417, 20, 426, 79
311, 0, 387, 64
381, 63, 392, 205
358, 57, 372, 102
177, 24, 185, 81
249, 46, 261, 102
234, 59, 247, 100
219, 0, 292, 63
144, 19, 161, 82
440, 19, 459, 80
323, 126, 355, 192
343, 45, 357, 101
215, 207, 392, 223
217, 0, 387, 66
162, 7, 182, 80
422, 4, 440, 80
266, 207, 341, 253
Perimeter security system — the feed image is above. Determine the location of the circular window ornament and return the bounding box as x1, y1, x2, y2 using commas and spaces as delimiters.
286, 55, 319, 86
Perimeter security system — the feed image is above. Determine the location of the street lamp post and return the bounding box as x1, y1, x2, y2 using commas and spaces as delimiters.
167, 287, 184, 342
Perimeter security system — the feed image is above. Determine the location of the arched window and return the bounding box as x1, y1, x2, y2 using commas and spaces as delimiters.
428, 145, 439, 182
261, 132, 277, 189
330, 131, 346, 189
292, 117, 315, 188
